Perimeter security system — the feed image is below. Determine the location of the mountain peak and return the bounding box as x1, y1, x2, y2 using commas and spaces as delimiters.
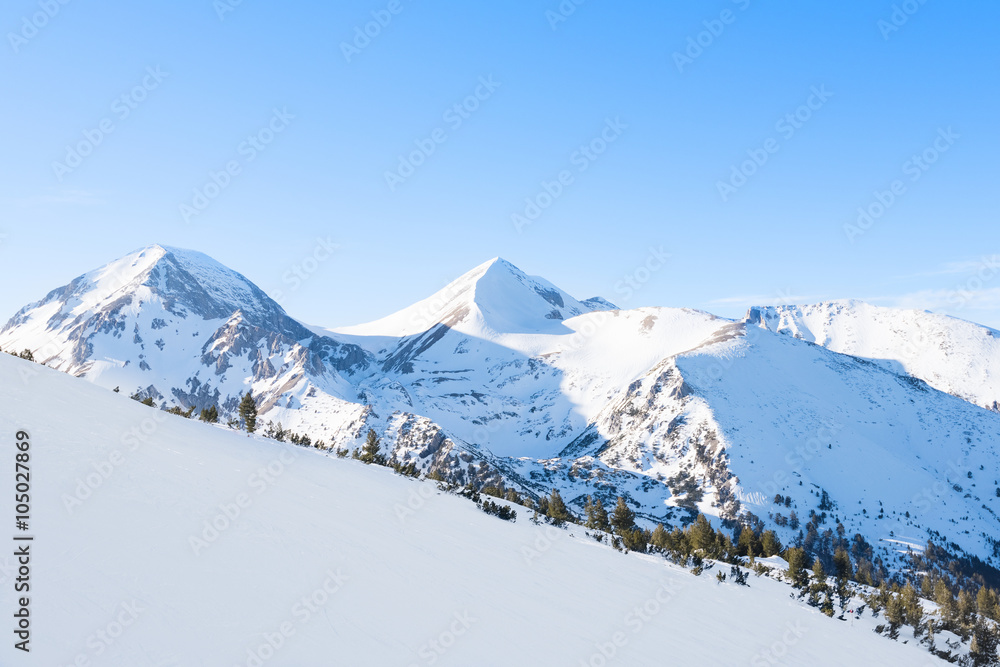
339, 257, 605, 337
1, 244, 302, 350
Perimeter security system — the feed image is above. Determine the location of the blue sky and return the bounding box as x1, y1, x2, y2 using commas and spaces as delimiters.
2, 0, 998, 328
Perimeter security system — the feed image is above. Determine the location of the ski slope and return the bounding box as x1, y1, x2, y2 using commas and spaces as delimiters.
0, 354, 944, 665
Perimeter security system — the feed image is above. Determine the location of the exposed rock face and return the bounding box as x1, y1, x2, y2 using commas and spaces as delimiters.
4, 247, 1000, 578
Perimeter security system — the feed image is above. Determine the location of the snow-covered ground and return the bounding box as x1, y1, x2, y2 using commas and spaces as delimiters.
2, 245, 999, 583
747, 301, 1000, 410
0, 354, 946, 665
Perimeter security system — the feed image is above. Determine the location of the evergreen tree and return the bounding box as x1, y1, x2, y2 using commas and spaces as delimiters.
688, 514, 716, 555
958, 589, 978, 630
621, 527, 648, 553
832, 547, 853, 609
968, 621, 1000, 667
786, 547, 810, 589
359, 429, 385, 465
610, 497, 636, 534
977, 586, 1000, 621
760, 530, 782, 557
18, 349, 34, 361
810, 560, 833, 616
935, 580, 958, 631
547, 489, 572, 524
832, 547, 852, 583
481, 483, 504, 498
650, 523, 668, 551
238, 392, 258, 433
737, 525, 760, 559
584, 495, 610, 532
920, 574, 935, 600
899, 582, 924, 635
884, 593, 905, 639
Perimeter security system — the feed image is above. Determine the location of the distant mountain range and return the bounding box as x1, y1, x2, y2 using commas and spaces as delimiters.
3, 244, 999, 576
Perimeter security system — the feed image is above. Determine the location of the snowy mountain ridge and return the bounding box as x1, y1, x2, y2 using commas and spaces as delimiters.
0, 351, 949, 666
2, 244, 999, 582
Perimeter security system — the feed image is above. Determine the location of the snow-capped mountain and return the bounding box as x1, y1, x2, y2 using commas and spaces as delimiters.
0, 244, 371, 417
744, 301, 1000, 411
3, 245, 999, 581
336, 256, 615, 341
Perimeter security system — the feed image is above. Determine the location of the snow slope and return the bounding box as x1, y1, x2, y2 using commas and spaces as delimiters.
334, 257, 613, 339
0, 354, 946, 666
3, 246, 1000, 582
746, 301, 1000, 410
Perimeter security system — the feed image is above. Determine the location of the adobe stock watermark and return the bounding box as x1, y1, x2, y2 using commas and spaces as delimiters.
562, 245, 669, 353
51, 66, 169, 182
407, 611, 477, 666
269, 237, 339, 306
910, 456, 970, 518
878, 0, 930, 40
545, 0, 587, 31
578, 579, 682, 666
384, 75, 501, 192
64, 600, 145, 665
521, 524, 565, 565
946, 255, 1000, 311
716, 85, 833, 202
61, 409, 168, 514
759, 418, 844, 497
235, 568, 349, 667
749, 621, 807, 666
188, 447, 299, 556
179, 107, 294, 223
214, 0, 248, 21
394, 483, 436, 524
843, 126, 958, 244
672, 0, 752, 74
340, 0, 414, 63
7, 0, 73, 54
511, 117, 627, 232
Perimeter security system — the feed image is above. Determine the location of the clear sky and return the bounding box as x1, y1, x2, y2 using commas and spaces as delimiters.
2, 0, 998, 328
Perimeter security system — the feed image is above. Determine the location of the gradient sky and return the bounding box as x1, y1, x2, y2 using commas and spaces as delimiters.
2, 0, 998, 328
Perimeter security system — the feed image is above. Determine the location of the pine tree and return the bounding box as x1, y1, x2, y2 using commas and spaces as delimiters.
359, 429, 384, 465
935, 580, 958, 631
688, 514, 716, 555
976, 586, 1000, 621
968, 620, 1000, 667
238, 392, 257, 433
547, 489, 572, 524
584, 495, 610, 531
738, 525, 759, 559
899, 582, 924, 635
621, 527, 648, 553
650, 523, 668, 551
810, 560, 833, 616
760, 530, 782, 557
884, 593, 905, 639
958, 589, 978, 630
610, 497, 635, 533
786, 547, 810, 589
